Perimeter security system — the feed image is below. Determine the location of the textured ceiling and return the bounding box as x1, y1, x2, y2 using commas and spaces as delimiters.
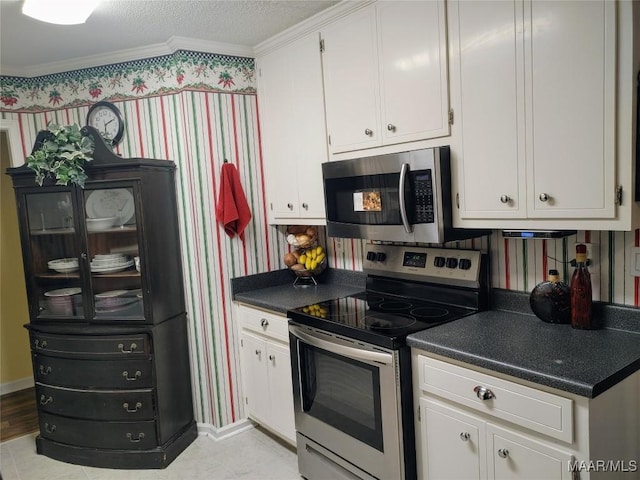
0, 0, 338, 72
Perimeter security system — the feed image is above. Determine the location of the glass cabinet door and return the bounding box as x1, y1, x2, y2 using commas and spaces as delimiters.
83, 185, 145, 321
24, 190, 83, 319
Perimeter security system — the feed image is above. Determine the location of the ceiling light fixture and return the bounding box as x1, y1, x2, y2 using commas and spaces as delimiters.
22, 0, 101, 25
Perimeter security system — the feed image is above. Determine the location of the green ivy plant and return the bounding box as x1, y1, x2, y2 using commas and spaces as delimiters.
26, 123, 95, 188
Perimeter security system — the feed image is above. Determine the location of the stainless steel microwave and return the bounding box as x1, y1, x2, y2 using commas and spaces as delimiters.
323, 147, 488, 243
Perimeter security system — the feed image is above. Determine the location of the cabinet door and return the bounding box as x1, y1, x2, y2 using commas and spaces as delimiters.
239, 332, 270, 423
525, 0, 616, 218
322, 6, 381, 153
487, 424, 574, 480
378, 1, 449, 145
450, 0, 527, 218
259, 33, 328, 222
266, 341, 296, 444
420, 399, 486, 480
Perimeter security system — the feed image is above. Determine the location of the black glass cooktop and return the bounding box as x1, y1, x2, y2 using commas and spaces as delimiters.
288, 291, 476, 349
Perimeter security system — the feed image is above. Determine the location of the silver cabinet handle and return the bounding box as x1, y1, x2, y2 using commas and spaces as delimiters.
500, 195, 511, 204
268, 354, 275, 361
126, 432, 145, 443
123, 402, 142, 413
474, 385, 495, 400
498, 448, 509, 459
287, 203, 293, 210
460, 432, 471, 441
255, 349, 261, 356
39, 365, 52, 376
539, 193, 549, 202
118, 342, 137, 353
40, 395, 53, 405
364, 128, 373, 136
398, 163, 412, 234
44, 422, 56, 434
35, 339, 47, 349
302, 203, 309, 210
122, 370, 141, 381
260, 318, 269, 327
387, 124, 396, 132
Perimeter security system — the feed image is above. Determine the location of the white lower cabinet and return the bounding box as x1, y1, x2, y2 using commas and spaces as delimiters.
236, 305, 295, 444
413, 353, 640, 480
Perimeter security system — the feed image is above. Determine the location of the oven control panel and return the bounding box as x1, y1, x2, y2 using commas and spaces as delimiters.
363, 245, 483, 287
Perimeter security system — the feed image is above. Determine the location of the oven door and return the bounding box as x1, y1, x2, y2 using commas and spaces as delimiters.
289, 323, 403, 480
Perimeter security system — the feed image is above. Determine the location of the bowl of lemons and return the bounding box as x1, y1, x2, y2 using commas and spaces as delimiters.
285, 244, 327, 278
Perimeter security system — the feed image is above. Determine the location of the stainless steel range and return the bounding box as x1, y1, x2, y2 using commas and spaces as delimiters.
288, 244, 489, 480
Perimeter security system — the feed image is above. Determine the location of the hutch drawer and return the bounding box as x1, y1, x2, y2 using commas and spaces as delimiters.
35, 383, 155, 421
39, 413, 157, 450
30, 332, 149, 357
34, 354, 153, 389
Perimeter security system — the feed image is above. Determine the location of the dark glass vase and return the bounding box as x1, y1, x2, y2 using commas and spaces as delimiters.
529, 269, 571, 324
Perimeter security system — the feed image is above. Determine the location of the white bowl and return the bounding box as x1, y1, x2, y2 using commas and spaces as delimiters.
86, 217, 117, 232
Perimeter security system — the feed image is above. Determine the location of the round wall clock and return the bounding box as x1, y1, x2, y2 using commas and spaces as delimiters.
86, 101, 125, 146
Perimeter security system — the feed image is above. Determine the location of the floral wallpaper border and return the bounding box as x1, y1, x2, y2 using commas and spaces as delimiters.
0, 50, 255, 112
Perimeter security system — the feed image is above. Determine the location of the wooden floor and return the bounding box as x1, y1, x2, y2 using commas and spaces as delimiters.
0, 387, 38, 442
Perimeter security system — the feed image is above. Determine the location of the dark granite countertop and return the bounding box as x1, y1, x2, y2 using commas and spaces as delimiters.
232, 268, 366, 314
407, 291, 640, 398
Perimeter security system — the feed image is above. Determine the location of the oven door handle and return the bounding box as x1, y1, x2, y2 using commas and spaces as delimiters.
399, 163, 413, 234
290, 326, 392, 365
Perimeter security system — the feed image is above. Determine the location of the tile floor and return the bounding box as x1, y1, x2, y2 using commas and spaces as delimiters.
0, 427, 300, 480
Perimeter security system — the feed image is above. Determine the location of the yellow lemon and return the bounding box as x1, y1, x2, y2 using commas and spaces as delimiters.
299, 254, 307, 264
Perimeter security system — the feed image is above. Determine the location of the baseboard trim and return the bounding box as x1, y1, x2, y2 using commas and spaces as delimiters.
196, 419, 254, 442
0, 377, 34, 396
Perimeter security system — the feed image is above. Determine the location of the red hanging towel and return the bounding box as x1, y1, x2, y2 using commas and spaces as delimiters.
215, 162, 252, 241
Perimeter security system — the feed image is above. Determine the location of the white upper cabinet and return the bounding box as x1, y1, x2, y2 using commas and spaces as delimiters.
321, 1, 450, 154
452, 0, 621, 224
257, 32, 327, 225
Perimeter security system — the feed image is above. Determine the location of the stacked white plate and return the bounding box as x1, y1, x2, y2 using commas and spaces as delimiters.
90, 254, 134, 273
45, 287, 81, 315
48, 258, 79, 273
94, 289, 139, 313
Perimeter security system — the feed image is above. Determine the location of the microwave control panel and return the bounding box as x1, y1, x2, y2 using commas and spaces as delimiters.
363, 245, 482, 287
413, 171, 434, 224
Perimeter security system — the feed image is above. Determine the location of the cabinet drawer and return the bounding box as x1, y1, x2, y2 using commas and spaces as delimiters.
34, 355, 152, 389
238, 305, 288, 341
36, 384, 155, 420
39, 413, 157, 450
30, 332, 149, 358
417, 356, 573, 442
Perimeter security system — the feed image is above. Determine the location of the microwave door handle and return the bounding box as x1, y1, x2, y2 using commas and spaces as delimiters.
399, 163, 413, 233
290, 326, 392, 366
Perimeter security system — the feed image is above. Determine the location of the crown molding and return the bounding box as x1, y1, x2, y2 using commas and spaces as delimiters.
0, 36, 254, 78
253, 0, 374, 57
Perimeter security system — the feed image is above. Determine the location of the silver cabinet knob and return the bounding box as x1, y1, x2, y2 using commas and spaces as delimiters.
302, 203, 308, 210
287, 203, 293, 210
473, 385, 496, 400
387, 124, 396, 132
498, 448, 509, 459
460, 432, 471, 442
260, 318, 269, 327
254, 349, 261, 356
364, 128, 373, 136
539, 193, 549, 202
268, 354, 275, 361
500, 195, 510, 204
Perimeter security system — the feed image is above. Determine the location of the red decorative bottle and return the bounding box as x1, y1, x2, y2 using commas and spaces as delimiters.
570, 244, 593, 329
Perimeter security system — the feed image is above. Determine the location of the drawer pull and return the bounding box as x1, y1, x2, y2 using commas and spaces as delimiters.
35, 339, 48, 349
118, 342, 137, 353
39, 365, 52, 376
255, 349, 261, 356
126, 432, 145, 443
122, 370, 142, 381
44, 423, 56, 434
498, 448, 509, 459
268, 354, 275, 362
260, 318, 269, 327
459, 432, 470, 442
39, 395, 53, 405
474, 385, 495, 400
123, 402, 143, 413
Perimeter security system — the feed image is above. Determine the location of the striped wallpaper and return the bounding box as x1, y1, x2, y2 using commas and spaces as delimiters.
2, 51, 639, 433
